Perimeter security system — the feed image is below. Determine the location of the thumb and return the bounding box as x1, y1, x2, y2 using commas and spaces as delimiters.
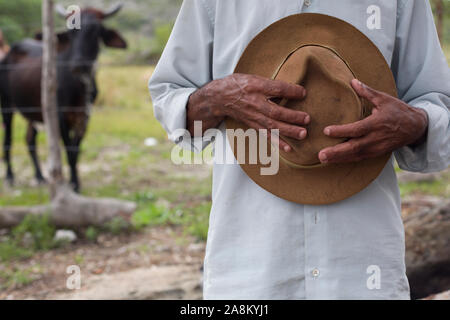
351, 79, 384, 106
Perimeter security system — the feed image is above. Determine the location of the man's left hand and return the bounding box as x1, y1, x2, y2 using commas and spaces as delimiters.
318, 79, 429, 164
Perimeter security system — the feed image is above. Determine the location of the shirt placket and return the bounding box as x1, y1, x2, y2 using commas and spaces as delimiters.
304, 204, 328, 299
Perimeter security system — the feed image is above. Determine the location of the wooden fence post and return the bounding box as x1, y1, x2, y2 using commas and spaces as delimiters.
42, 0, 64, 198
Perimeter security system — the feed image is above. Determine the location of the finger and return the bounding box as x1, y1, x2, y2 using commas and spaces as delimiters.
262, 79, 306, 100
258, 115, 307, 141
246, 119, 292, 152
324, 116, 375, 138
351, 79, 384, 105
260, 100, 310, 125
318, 138, 366, 164
265, 129, 292, 153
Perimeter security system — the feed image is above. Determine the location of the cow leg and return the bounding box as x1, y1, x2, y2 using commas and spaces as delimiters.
66, 137, 82, 193
59, 115, 83, 193
1, 99, 14, 185
26, 122, 46, 184
71, 137, 83, 193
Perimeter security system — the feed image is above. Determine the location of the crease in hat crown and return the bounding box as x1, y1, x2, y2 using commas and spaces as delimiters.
271, 44, 363, 168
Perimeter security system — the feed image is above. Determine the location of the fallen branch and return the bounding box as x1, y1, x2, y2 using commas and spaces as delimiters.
0, 185, 136, 229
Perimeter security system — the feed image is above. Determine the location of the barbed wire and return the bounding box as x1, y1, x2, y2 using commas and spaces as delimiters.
0, 105, 160, 154
0, 61, 153, 118
1, 108, 87, 115
1, 144, 154, 153
0, 24, 83, 32
0, 19, 144, 31
0, 62, 152, 72
0, 104, 152, 114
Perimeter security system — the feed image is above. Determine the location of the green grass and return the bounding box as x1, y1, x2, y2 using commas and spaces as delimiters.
0, 213, 73, 289
0, 268, 34, 290
0, 187, 49, 206
0, 214, 59, 265
399, 176, 450, 198
0, 242, 33, 262
132, 201, 211, 241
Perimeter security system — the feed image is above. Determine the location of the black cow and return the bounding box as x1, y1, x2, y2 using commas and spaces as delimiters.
0, 5, 127, 192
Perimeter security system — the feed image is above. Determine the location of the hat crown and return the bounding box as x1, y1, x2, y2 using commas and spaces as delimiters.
274, 45, 363, 167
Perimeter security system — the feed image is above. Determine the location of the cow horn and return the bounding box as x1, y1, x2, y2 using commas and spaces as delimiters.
55, 4, 68, 18
103, 3, 123, 19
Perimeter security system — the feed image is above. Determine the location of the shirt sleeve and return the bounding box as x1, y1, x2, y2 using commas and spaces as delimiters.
392, 0, 450, 173
148, 0, 214, 153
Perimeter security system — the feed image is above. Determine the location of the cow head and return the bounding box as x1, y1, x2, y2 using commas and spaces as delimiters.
55, 4, 127, 75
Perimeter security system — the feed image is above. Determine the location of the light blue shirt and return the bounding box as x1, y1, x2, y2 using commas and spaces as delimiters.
149, 0, 450, 300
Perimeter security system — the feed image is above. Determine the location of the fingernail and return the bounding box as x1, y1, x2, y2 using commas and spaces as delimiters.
319, 152, 328, 162
299, 130, 307, 139
284, 145, 291, 152
324, 127, 331, 136
304, 115, 311, 124
352, 79, 362, 87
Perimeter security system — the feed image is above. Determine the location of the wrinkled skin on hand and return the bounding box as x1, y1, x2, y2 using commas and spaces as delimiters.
187, 73, 309, 152
318, 79, 429, 164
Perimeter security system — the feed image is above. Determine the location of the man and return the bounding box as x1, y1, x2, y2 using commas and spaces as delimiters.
149, 0, 450, 299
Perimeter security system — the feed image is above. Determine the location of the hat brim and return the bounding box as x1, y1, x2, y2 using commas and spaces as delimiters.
225, 13, 397, 205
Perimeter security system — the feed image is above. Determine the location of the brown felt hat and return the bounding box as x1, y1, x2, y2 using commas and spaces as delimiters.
226, 13, 398, 205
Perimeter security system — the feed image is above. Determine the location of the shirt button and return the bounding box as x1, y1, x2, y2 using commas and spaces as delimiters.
311, 268, 320, 278
304, 0, 312, 6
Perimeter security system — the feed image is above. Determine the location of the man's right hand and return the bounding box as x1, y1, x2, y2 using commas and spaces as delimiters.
188, 74, 309, 152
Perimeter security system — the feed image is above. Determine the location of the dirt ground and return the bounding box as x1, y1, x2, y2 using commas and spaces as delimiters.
0, 226, 205, 300
1, 196, 447, 300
